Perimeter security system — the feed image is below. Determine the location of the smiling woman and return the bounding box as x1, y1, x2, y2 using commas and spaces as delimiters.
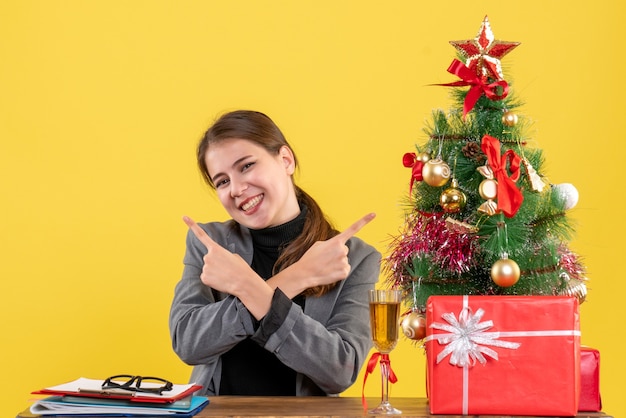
168, 110, 381, 397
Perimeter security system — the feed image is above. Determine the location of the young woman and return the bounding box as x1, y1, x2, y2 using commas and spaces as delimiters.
169, 110, 381, 396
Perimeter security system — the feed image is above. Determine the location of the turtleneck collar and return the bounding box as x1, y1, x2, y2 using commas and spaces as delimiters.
249, 205, 308, 249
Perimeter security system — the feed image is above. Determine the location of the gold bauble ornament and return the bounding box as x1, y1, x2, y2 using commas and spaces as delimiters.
416, 151, 431, 163
502, 111, 518, 127
564, 280, 588, 305
559, 273, 588, 305
400, 311, 427, 341
421, 158, 451, 187
491, 256, 521, 287
439, 179, 467, 213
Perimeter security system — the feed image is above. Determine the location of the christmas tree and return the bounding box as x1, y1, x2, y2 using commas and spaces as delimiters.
385, 16, 588, 341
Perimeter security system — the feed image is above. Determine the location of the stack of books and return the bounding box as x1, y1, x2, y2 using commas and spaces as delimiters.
29, 377, 209, 417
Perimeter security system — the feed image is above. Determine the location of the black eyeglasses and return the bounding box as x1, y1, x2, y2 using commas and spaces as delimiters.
101, 375, 173, 395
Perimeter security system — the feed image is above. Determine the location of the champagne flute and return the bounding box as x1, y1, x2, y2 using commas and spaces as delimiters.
368, 289, 402, 415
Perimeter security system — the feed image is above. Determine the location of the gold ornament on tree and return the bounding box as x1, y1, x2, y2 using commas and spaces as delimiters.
522, 157, 546, 192
400, 279, 427, 341
440, 178, 467, 213
502, 111, 518, 127
558, 272, 587, 304
422, 158, 451, 187
491, 222, 520, 287
491, 254, 521, 287
415, 151, 431, 164
400, 310, 427, 341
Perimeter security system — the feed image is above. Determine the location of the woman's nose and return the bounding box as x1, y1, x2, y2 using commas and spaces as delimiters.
230, 178, 247, 197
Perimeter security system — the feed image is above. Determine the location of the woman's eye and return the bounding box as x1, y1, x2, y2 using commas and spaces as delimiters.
241, 162, 255, 172
215, 178, 229, 188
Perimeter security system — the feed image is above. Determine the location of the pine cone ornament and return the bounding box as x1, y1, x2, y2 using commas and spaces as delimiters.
462, 142, 486, 165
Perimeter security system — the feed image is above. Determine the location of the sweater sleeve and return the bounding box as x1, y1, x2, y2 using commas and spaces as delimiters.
169, 227, 256, 365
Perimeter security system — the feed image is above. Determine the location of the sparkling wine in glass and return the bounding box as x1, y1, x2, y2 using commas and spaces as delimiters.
368, 289, 402, 415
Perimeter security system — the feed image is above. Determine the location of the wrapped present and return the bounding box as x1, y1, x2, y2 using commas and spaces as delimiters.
425, 295, 581, 416
579, 347, 602, 412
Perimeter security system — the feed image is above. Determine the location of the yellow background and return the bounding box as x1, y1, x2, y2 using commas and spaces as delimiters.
1, 1, 624, 416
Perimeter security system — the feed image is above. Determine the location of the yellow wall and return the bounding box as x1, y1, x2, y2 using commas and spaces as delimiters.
1, 1, 624, 416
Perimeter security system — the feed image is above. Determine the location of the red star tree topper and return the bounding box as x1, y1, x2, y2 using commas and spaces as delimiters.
450, 15, 520, 81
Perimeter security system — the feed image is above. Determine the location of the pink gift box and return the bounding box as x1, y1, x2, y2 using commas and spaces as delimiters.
426, 295, 581, 416
579, 347, 602, 412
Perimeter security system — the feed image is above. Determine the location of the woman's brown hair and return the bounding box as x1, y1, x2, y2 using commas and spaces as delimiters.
197, 110, 339, 296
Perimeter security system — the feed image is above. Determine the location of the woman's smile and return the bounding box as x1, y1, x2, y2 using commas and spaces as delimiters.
240, 194, 264, 213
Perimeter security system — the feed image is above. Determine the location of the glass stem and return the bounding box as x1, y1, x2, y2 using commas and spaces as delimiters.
380, 357, 390, 404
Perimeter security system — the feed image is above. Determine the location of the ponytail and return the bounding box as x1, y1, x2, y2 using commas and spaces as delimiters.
273, 186, 339, 296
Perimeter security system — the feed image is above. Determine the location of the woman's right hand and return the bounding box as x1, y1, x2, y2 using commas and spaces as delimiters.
182, 216, 274, 320
269, 213, 376, 295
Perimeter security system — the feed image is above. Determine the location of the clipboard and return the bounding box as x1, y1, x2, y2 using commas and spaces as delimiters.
32, 377, 203, 404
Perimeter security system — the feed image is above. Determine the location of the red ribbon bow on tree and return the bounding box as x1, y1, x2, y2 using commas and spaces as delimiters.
403, 152, 423, 193
361, 352, 398, 412
437, 59, 509, 119
481, 134, 523, 218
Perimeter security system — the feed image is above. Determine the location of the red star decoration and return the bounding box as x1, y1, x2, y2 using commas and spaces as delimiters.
449, 16, 520, 81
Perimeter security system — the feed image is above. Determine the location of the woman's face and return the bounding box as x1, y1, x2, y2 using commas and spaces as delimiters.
205, 138, 300, 229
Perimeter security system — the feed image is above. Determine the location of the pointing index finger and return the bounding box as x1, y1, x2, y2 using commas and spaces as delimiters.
335, 213, 376, 243
183, 215, 217, 250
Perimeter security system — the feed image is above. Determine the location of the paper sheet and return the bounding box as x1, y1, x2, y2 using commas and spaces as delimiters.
44, 377, 197, 399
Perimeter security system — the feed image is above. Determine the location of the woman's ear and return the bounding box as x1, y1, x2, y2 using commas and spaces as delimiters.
279, 145, 296, 175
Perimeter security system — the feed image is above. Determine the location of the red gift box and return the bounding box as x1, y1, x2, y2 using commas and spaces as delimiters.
579, 347, 602, 411
426, 295, 581, 416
